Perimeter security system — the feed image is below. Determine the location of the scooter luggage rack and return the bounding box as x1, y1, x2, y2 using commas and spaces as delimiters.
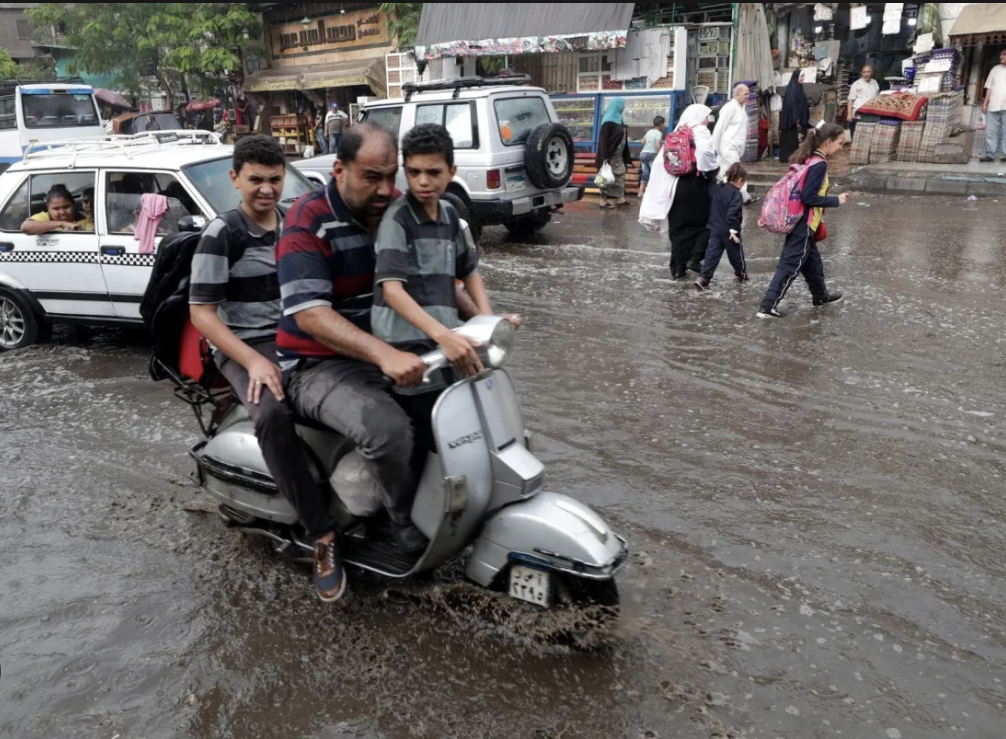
149, 355, 234, 438
22, 130, 223, 164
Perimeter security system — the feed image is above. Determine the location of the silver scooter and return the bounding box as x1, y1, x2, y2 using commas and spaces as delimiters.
183, 317, 628, 610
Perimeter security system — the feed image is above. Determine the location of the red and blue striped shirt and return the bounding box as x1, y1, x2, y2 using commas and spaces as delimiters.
276, 179, 384, 373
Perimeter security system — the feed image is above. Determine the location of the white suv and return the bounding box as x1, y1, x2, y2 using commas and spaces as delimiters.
0, 131, 315, 351
295, 76, 582, 241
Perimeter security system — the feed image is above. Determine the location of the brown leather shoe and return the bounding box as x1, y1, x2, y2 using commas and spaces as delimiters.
314, 537, 347, 603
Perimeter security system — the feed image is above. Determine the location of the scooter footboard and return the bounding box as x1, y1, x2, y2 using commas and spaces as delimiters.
466, 492, 628, 587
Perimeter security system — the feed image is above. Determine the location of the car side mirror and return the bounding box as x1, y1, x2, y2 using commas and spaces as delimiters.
178, 215, 207, 233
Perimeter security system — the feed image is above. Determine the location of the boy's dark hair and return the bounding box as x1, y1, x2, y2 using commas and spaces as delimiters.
233, 135, 286, 174
790, 122, 844, 164
653, 116, 665, 128
401, 123, 455, 168
724, 163, 748, 183
82, 187, 95, 200
46, 184, 73, 203
337, 121, 398, 165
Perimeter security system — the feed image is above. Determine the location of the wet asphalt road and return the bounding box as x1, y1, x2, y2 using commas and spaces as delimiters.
4, 193, 1006, 738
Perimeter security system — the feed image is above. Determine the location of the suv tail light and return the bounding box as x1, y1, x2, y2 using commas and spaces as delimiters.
487, 169, 501, 190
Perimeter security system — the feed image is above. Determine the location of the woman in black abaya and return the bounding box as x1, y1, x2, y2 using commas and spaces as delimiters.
779, 70, 810, 163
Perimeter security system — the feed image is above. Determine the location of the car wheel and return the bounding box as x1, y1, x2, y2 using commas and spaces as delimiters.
0, 288, 41, 352
505, 209, 551, 241
441, 190, 482, 244
524, 123, 574, 190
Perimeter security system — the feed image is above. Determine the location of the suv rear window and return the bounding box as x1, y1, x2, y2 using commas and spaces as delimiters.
362, 106, 403, 139
494, 97, 550, 147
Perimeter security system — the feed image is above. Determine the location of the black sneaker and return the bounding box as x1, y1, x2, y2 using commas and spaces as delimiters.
745, 196, 760, 206
392, 520, 429, 555
757, 306, 787, 319
314, 537, 348, 603
734, 274, 749, 283
671, 268, 687, 279
695, 277, 710, 291
980, 157, 994, 163
687, 262, 702, 274
813, 292, 844, 307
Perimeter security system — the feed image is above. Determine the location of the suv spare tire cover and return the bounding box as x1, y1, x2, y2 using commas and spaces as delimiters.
524, 123, 574, 190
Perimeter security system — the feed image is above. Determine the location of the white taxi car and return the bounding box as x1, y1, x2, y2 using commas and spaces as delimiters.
0, 131, 315, 351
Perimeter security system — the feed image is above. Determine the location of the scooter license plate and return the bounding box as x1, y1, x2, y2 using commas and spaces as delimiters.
509, 565, 552, 608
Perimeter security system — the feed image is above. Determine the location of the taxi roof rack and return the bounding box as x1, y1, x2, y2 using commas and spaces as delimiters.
22, 130, 223, 165
402, 74, 534, 101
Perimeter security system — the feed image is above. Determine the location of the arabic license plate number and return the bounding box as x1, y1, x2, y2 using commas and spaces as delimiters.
506, 175, 526, 193
509, 565, 552, 607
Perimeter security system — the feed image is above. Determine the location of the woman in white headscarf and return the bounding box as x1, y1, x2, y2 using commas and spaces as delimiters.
667, 104, 720, 278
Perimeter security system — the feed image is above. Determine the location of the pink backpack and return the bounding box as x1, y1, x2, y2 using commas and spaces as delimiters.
758, 156, 826, 234
663, 126, 697, 177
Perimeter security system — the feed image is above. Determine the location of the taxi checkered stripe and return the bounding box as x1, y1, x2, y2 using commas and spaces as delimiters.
0, 252, 99, 264
102, 253, 156, 267
0, 252, 156, 267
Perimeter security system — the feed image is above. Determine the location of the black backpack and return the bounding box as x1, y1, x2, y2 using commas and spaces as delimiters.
143, 208, 283, 383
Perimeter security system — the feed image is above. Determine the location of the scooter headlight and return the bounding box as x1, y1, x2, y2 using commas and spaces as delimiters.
454, 315, 517, 370
486, 318, 515, 368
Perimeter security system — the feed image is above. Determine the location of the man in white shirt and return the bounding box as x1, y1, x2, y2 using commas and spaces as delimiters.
847, 65, 880, 138
981, 49, 1006, 163
712, 83, 752, 202
324, 103, 349, 153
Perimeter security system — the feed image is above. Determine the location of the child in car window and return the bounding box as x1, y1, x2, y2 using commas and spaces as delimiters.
79, 188, 95, 231
21, 185, 82, 235
373, 123, 522, 469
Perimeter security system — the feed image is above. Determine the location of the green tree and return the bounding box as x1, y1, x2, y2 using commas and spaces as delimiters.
379, 3, 423, 49
0, 49, 20, 80
26, 4, 262, 108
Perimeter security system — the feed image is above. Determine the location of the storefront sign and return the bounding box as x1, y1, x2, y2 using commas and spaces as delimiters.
416, 31, 627, 60
272, 9, 389, 58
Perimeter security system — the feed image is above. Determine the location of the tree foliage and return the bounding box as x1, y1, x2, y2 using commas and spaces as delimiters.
379, 3, 423, 49
26, 3, 262, 106
0, 50, 20, 80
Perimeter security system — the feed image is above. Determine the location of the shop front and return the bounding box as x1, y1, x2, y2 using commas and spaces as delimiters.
246, 4, 393, 154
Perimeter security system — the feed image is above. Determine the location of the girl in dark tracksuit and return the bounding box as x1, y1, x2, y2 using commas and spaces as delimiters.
758, 123, 849, 319
696, 163, 749, 290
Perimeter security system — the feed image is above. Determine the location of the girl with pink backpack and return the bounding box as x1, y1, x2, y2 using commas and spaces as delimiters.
757, 123, 850, 319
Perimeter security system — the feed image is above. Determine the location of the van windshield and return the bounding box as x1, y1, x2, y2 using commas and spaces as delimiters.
182, 156, 316, 216
22, 92, 100, 129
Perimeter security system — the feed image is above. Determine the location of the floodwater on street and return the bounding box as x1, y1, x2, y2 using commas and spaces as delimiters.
3, 194, 1006, 738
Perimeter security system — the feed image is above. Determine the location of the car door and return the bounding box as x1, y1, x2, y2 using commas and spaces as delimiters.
0, 168, 112, 318
97, 169, 208, 319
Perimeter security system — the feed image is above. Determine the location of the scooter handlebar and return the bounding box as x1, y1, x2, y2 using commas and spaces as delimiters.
381, 349, 448, 389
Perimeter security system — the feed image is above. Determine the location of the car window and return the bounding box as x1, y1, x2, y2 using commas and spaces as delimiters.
23, 92, 100, 129
414, 102, 478, 149
494, 97, 550, 147
0, 96, 15, 131
105, 172, 205, 235
0, 177, 29, 232
182, 156, 315, 217
2, 172, 98, 233
363, 106, 403, 138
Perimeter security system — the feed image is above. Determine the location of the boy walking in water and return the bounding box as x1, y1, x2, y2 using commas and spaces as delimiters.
373, 123, 520, 492
696, 163, 749, 291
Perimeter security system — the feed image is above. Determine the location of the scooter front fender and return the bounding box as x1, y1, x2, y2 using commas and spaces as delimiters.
466, 492, 628, 588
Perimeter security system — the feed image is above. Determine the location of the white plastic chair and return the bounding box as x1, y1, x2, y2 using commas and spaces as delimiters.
691, 86, 710, 106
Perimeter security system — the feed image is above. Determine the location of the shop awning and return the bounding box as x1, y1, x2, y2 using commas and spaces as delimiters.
416, 3, 635, 45
415, 3, 634, 59
949, 3, 1006, 44
246, 67, 303, 93
246, 57, 387, 97
300, 57, 387, 97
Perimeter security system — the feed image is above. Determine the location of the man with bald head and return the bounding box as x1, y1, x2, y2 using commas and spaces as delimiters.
847, 65, 879, 138
277, 122, 431, 569
713, 83, 753, 203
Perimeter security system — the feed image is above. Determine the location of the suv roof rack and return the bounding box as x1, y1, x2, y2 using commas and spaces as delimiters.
22, 130, 223, 166
402, 74, 534, 102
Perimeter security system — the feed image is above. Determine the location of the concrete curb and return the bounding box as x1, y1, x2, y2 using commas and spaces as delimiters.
844, 170, 1006, 197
